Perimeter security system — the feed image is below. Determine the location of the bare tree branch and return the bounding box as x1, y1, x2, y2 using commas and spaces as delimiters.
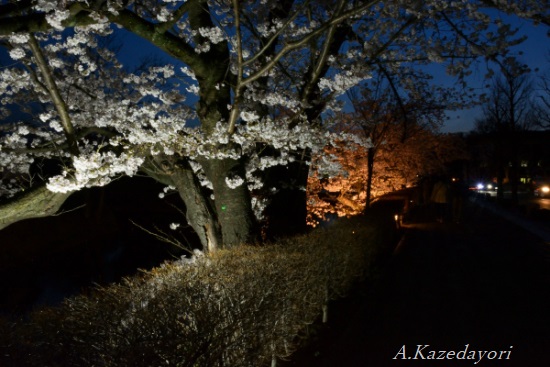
242, 0, 308, 67
242, 0, 379, 87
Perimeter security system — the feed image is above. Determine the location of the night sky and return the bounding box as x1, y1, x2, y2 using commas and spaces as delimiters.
0, 9, 548, 132
113, 11, 550, 134
443, 11, 549, 133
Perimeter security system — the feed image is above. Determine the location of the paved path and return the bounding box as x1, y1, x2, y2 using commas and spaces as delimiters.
282, 199, 550, 367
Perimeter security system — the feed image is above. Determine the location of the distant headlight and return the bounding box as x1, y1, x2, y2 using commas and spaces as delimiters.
476, 183, 484, 190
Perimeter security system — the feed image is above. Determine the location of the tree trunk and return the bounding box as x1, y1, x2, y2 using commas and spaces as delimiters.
365, 146, 375, 210
171, 163, 222, 253
496, 159, 505, 203
495, 136, 505, 203
262, 154, 309, 239
510, 157, 519, 206
201, 157, 258, 247
143, 156, 222, 252
509, 133, 519, 206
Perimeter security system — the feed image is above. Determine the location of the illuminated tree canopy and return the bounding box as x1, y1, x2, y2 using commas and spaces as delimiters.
0, 0, 548, 249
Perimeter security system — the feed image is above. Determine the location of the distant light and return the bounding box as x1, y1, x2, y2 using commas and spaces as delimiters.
542, 186, 550, 193
476, 183, 484, 190
394, 214, 399, 221
487, 184, 493, 189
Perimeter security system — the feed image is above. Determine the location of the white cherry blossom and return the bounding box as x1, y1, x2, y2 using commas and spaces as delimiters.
0, 0, 545, 247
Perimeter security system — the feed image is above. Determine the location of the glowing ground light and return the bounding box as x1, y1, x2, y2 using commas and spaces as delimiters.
394, 214, 401, 229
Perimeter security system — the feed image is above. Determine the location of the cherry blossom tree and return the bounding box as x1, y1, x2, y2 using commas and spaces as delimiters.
343, 68, 457, 209
0, 0, 548, 250
307, 120, 468, 226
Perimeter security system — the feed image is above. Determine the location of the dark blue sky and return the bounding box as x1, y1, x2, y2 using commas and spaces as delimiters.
442, 13, 549, 133
1, 10, 547, 133
113, 14, 548, 135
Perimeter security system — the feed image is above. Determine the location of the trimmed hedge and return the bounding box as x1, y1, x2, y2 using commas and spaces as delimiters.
1, 215, 393, 366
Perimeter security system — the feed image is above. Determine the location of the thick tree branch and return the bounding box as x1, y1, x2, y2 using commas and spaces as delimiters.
0, 3, 203, 76
0, 0, 33, 17
0, 3, 93, 34
227, 0, 244, 135
300, 0, 346, 106
108, 8, 203, 72
0, 12, 52, 34
154, 1, 192, 34
28, 33, 80, 156
2, 127, 116, 155
0, 185, 72, 231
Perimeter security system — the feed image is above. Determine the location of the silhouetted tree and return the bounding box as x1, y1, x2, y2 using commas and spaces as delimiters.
344, 69, 452, 209
475, 61, 536, 204
536, 62, 550, 128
